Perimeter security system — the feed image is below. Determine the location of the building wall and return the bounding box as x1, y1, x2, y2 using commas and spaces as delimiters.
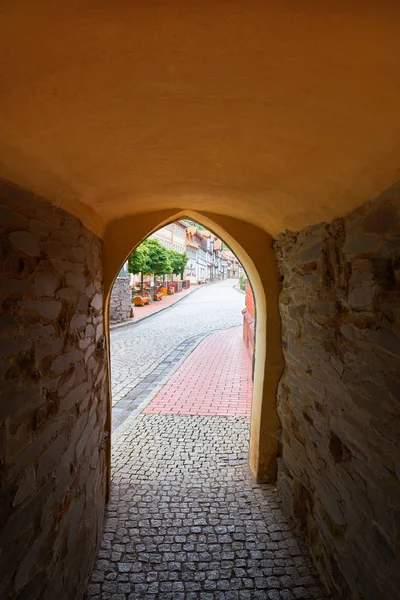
275, 191, 400, 600
152, 222, 186, 254
150, 224, 173, 250
172, 221, 186, 254
0, 182, 109, 600
186, 247, 198, 283
197, 248, 207, 280
243, 281, 255, 358
245, 281, 255, 318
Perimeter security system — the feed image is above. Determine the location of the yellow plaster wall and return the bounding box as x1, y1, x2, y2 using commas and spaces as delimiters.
103, 209, 284, 482
1, 2, 400, 238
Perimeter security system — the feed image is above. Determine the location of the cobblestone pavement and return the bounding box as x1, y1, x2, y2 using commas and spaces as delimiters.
111, 280, 245, 407
86, 416, 329, 600
144, 327, 253, 417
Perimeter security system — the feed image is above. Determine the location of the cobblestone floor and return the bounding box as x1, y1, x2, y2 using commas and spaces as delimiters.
110, 280, 245, 407
86, 416, 329, 600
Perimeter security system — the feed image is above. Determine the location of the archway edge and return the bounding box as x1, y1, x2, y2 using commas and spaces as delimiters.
103, 209, 283, 482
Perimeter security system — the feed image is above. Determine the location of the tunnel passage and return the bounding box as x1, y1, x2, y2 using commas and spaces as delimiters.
1, 2, 400, 597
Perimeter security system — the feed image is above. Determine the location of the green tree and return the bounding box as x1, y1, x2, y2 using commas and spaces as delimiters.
145, 239, 171, 277
169, 250, 189, 280
128, 243, 150, 291
129, 238, 174, 292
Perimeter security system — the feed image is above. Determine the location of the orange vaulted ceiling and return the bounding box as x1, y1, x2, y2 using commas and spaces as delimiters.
1, 0, 400, 237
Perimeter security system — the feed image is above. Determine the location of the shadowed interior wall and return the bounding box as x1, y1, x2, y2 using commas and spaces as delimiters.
0, 181, 109, 600
275, 187, 400, 600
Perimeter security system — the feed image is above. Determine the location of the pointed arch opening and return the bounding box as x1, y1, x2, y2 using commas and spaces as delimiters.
103, 209, 284, 488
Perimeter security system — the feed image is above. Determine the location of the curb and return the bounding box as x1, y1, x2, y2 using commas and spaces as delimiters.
110, 286, 200, 332
112, 332, 208, 438
234, 284, 245, 295
110, 279, 225, 332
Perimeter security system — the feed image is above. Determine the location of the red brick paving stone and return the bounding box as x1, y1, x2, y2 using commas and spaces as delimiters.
144, 326, 253, 416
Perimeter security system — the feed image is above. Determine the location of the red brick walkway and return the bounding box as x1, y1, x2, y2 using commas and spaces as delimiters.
144, 326, 253, 416
133, 285, 198, 322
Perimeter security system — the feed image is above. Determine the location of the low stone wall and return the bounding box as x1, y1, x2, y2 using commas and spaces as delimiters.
0, 181, 109, 599
109, 276, 131, 323
275, 187, 400, 599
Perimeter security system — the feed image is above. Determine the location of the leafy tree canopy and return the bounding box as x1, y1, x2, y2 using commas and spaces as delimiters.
129, 239, 188, 278
146, 239, 172, 275
129, 238, 172, 275
169, 250, 189, 275
128, 243, 149, 275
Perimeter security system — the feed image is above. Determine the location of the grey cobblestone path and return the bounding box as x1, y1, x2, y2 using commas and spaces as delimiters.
86, 416, 329, 600
111, 280, 245, 407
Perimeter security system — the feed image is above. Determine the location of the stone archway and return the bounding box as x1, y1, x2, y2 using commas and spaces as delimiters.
103, 208, 284, 487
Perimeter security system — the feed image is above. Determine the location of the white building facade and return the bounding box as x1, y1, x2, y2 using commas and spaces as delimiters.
130, 220, 244, 285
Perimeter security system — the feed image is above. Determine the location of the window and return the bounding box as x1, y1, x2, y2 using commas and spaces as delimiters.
174, 223, 185, 238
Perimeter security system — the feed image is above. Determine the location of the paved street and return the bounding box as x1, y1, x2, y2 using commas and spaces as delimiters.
85, 279, 328, 599
111, 280, 245, 408
86, 416, 328, 600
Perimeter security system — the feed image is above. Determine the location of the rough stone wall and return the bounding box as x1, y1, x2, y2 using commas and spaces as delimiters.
0, 181, 109, 599
109, 277, 131, 324
275, 188, 400, 600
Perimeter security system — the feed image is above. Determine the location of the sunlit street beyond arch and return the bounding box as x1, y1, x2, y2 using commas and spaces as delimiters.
110, 279, 248, 430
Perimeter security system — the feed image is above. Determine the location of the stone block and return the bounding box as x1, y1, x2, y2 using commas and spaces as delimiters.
13, 466, 36, 507
36, 339, 63, 362
72, 246, 86, 262
0, 205, 27, 230
51, 349, 84, 375
37, 433, 69, 481
365, 328, 400, 356
0, 386, 42, 421
56, 287, 79, 303
41, 240, 72, 260
339, 323, 360, 343
34, 272, 59, 297
348, 285, 376, 309
19, 299, 62, 320
342, 233, 379, 255
0, 335, 31, 358
9, 231, 40, 257
70, 313, 87, 330
0, 278, 33, 296
28, 217, 53, 238
65, 272, 86, 293
61, 382, 90, 412
91, 293, 103, 311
